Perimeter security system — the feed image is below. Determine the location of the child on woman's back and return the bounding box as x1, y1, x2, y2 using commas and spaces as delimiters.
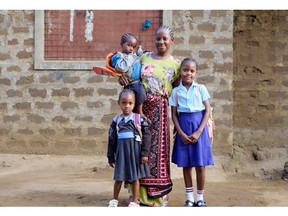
107, 89, 151, 207
169, 58, 214, 207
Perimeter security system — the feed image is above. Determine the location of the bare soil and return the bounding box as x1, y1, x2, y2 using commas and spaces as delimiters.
0, 153, 287, 209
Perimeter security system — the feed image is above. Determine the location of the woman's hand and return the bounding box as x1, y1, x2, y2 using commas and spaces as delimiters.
141, 156, 149, 164
118, 75, 131, 87
162, 87, 169, 99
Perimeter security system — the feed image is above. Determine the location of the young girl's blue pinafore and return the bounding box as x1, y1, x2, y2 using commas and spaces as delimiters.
114, 118, 150, 181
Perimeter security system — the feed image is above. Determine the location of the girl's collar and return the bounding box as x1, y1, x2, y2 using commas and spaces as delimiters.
118, 113, 134, 123
179, 81, 197, 90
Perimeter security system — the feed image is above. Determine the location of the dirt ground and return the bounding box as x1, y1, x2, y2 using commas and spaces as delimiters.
0, 153, 287, 211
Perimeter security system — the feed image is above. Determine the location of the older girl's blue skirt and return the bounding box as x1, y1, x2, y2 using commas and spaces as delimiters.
172, 111, 214, 168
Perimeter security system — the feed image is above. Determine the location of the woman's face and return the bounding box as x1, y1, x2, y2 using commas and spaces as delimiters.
155, 29, 173, 55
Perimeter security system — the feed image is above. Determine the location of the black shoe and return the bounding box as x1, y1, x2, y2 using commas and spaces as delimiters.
196, 200, 207, 207
184, 200, 195, 207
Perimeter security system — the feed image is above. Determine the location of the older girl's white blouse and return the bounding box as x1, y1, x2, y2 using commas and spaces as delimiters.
169, 81, 210, 113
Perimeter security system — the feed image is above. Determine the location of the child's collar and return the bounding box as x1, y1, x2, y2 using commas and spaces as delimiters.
118, 113, 134, 123
179, 81, 197, 90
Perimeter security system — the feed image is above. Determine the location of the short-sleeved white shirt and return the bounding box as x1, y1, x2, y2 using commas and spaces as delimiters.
169, 81, 210, 112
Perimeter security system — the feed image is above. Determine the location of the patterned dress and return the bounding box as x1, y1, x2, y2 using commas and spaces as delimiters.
136, 52, 180, 206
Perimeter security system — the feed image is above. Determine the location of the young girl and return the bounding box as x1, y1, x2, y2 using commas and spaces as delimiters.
110, 33, 147, 116
107, 89, 151, 207
169, 58, 214, 207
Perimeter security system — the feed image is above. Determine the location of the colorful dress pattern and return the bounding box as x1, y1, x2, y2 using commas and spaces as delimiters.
136, 52, 180, 206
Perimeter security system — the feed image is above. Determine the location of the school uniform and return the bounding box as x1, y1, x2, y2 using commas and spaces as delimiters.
169, 81, 214, 167
107, 113, 151, 181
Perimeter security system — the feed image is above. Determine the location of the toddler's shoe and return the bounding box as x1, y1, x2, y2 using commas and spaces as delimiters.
108, 199, 118, 207
128, 202, 140, 207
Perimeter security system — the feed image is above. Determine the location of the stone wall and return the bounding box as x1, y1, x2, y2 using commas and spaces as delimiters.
172, 10, 233, 156
0, 10, 122, 155
0, 10, 234, 157
232, 10, 288, 174
1, 10, 286, 176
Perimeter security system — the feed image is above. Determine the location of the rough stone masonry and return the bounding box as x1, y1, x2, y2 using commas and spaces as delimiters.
0, 10, 287, 177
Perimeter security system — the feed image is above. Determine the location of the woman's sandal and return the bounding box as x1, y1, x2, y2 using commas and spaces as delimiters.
196, 200, 207, 207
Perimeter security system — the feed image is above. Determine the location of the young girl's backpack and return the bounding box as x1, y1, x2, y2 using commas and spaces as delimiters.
174, 84, 215, 145
114, 113, 142, 140
93, 52, 124, 77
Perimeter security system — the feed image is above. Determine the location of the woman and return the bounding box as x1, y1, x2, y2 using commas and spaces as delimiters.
120, 26, 180, 206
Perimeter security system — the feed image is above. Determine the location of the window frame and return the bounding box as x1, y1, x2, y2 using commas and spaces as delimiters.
34, 10, 172, 70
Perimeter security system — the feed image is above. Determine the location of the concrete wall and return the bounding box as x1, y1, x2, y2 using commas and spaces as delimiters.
172, 10, 233, 156
0, 10, 120, 155
3, 10, 286, 176
0, 10, 233, 157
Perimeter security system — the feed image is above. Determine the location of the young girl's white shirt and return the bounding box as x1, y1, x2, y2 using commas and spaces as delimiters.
169, 81, 210, 113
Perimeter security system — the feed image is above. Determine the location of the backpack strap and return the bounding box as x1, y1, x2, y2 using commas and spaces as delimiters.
175, 86, 179, 109
115, 113, 142, 139
134, 113, 142, 139
115, 114, 121, 133
134, 113, 140, 127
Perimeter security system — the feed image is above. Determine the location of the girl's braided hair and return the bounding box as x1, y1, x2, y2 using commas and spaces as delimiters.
118, 88, 135, 102
120, 33, 138, 45
156, 26, 174, 40
180, 57, 198, 69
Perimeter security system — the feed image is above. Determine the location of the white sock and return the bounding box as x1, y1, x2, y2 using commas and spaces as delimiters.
197, 189, 204, 201
186, 187, 194, 202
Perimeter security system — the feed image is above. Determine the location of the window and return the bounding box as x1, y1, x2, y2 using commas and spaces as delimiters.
34, 10, 172, 70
